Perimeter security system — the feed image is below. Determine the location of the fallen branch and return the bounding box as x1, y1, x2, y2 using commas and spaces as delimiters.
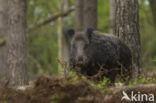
27, 7, 74, 32
0, 38, 5, 47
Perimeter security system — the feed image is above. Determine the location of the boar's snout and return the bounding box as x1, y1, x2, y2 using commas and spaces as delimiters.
76, 56, 87, 65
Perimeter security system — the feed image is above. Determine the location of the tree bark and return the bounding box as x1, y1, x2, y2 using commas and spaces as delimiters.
57, 17, 63, 74
75, 0, 97, 30
7, 0, 28, 86
61, 0, 70, 76
83, 0, 97, 29
58, 0, 71, 76
149, 0, 156, 29
114, 0, 142, 79
0, 0, 9, 85
109, 0, 116, 33
75, 0, 84, 31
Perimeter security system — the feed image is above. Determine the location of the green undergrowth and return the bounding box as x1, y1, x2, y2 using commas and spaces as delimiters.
68, 71, 156, 88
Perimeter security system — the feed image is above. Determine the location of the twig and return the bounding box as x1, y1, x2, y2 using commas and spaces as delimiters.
27, 7, 74, 32
27, 54, 43, 70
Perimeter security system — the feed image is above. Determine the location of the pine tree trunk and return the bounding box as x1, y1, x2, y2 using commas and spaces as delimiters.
7, 0, 28, 86
114, 0, 142, 79
75, 0, 97, 30
83, 0, 97, 29
75, 0, 84, 31
109, 0, 116, 33
0, 0, 9, 85
57, 12, 63, 75
58, 0, 70, 76
62, 0, 70, 76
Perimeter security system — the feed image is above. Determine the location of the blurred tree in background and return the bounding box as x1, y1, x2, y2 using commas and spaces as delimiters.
139, 0, 156, 70
26, 0, 156, 79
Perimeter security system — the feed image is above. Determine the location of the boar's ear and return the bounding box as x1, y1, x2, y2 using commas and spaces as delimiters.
86, 27, 94, 39
66, 28, 75, 38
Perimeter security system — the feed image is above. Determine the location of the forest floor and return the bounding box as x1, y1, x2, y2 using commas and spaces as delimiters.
0, 75, 156, 103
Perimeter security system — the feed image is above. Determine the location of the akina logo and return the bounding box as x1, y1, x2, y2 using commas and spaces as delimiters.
121, 91, 154, 102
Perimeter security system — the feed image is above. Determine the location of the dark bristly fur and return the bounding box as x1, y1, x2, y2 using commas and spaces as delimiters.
67, 28, 132, 83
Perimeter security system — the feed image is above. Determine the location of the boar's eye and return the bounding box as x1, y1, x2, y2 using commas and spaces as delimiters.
72, 44, 76, 49
86, 27, 94, 39
84, 44, 89, 49
67, 28, 75, 38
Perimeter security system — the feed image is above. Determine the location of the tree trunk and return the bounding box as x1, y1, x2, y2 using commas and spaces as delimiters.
109, 0, 116, 33
83, 0, 97, 29
58, 0, 70, 76
62, 0, 70, 76
75, 0, 84, 31
0, 0, 9, 85
7, 0, 28, 86
114, 0, 142, 79
149, 0, 156, 29
57, 11, 63, 75
75, 0, 97, 30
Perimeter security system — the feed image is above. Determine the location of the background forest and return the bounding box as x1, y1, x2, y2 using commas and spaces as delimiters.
27, 0, 156, 79
1, 0, 156, 103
